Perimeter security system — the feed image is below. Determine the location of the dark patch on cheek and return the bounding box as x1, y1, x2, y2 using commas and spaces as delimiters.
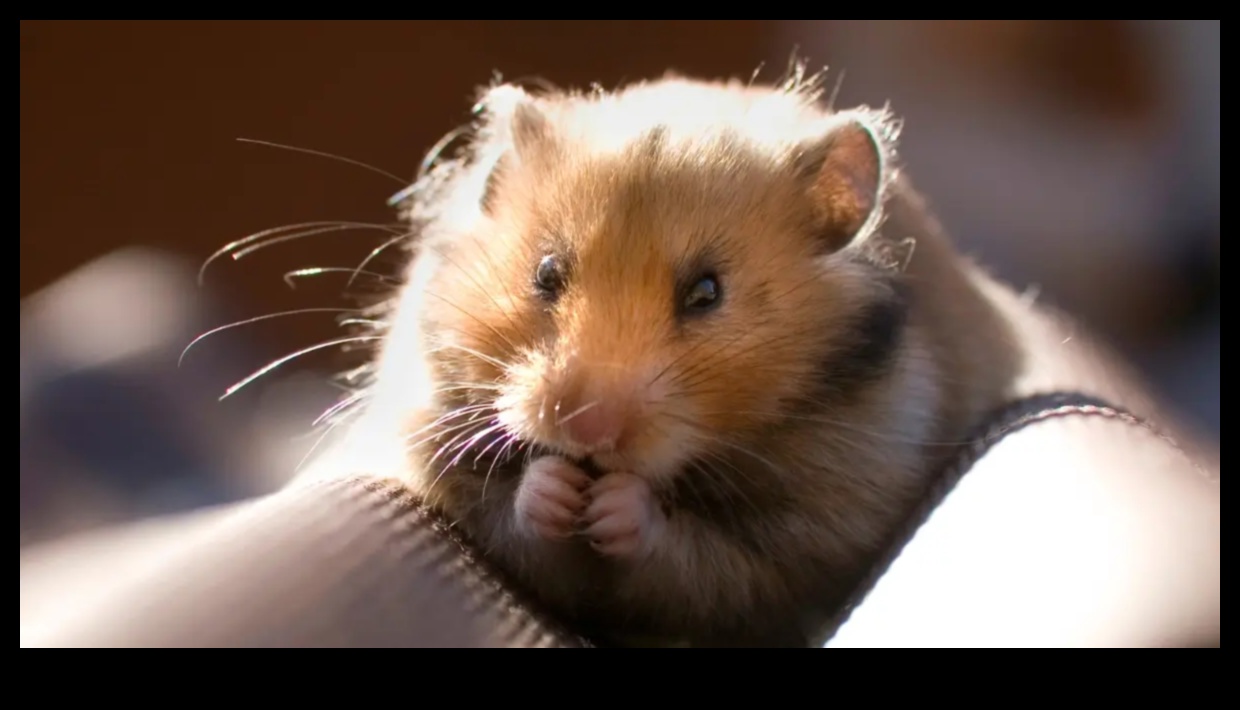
816, 277, 910, 397
664, 462, 797, 556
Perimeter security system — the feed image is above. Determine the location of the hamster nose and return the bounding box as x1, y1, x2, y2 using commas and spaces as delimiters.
559, 399, 627, 450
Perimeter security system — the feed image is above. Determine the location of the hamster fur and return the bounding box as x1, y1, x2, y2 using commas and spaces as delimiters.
351, 71, 1032, 647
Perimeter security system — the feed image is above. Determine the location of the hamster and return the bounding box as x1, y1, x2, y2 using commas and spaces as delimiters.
353, 69, 1027, 647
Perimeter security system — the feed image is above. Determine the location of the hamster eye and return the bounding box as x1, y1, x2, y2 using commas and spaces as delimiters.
682, 274, 721, 314
534, 254, 565, 299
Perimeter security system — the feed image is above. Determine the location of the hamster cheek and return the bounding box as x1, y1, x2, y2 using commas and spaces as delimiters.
514, 455, 591, 542
581, 473, 667, 560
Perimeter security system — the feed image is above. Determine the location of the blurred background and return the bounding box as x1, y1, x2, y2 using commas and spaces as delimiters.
20, 21, 1219, 547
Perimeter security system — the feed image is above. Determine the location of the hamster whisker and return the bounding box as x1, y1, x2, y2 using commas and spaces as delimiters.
236, 137, 409, 185
430, 341, 515, 373
492, 432, 524, 474
670, 324, 829, 391
423, 290, 523, 361
338, 317, 386, 329
219, 335, 384, 401
403, 404, 494, 446
432, 248, 527, 345
426, 416, 497, 466
554, 400, 599, 427
416, 125, 472, 182
445, 421, 507, 463
199, 221, 403, 285
405, 420, 490, 462
478, 434, 518, 502
472, 426, 516, 468
419, 327, 514, 365
426, 420, 500, 496
348, 230, 418, 288
294, 399, 370, 474
283, 266, 399, 289
430, 382, 504, 394
699, 436, 781, 474
473, 246, 532, 328
649, 326, 752, 389
480, 433, 521, 503
447, 422, 507, 473
670, 319, 828, 387
656, 411, 780, 515
313, 391, 368, 427
179, 307, 361, 367
687, 448, 772, 524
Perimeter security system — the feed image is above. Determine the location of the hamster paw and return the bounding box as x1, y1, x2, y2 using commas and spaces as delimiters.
514, 455, 591, 541
581, 472, 665, 559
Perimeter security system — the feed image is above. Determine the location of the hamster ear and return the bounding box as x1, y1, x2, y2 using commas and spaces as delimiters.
476, 84, 557, 164
797, 109, 897, 252
474, 84, 558, 213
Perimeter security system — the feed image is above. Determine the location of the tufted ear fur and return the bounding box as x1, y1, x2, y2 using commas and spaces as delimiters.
796, 108, 899, 253
473, 84, 559, 213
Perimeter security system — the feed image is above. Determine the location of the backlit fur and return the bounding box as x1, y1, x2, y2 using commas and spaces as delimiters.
358, 71, 1021, 646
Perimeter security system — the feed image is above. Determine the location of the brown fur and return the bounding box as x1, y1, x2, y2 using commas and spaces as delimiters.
360, 71, 1023, 646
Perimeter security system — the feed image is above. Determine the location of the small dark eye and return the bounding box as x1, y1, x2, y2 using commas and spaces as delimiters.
683, 274, 721, 313
534, 254, 565, 299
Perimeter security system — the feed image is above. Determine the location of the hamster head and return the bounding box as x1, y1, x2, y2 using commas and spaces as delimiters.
391, 78, 903, 485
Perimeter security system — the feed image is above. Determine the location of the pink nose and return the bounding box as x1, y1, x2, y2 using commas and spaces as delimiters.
560, 400, 627, 449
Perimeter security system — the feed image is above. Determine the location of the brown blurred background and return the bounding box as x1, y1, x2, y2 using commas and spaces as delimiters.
20, 21, 1219, 544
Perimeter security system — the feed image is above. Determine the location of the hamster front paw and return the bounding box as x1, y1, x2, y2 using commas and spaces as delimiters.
581, 472, 666, 559
514, 455, 591, 541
